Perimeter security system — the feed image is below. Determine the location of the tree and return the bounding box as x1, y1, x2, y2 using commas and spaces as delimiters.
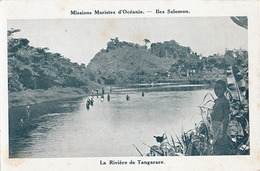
144, 39, 150, 44
107, 37, 120, 51
143, 39, 150, 50
18, 68, 35, 89
7, 28, 21, 37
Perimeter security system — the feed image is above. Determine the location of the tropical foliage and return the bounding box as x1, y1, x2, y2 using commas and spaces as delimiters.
87, 38, 248, 85
8, 29, 92, 92
8, 29, 248, 90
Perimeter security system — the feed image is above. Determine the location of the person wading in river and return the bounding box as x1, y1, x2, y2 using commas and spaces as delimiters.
211, 80, 231, 155
126, 94, 130, 101
107, 93, 110, 101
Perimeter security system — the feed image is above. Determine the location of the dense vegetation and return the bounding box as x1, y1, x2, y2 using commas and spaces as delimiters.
169, 49, 248, 83
8, 28, 248, 92
87, 37, 248, 85
8, 29, 93, 92
87, 42, 176, 85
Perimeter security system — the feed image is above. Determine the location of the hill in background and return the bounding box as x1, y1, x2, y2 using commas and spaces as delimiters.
86, 38, 201, 85
86, 37, 247, 85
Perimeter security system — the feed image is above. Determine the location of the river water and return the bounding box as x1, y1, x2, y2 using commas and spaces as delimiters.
9, 85, 213, 158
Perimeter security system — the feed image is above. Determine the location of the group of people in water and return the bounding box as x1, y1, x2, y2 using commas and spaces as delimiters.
126, 91, 144, 101
86, 93, 111, 110
86, 87, 145, 109
86, 97, 94, 110
91, 80, 233, 155
86, 87, 111, 110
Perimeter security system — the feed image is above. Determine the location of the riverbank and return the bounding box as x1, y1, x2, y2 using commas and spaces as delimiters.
8, 87, 90, 107
8, 82, 211, 107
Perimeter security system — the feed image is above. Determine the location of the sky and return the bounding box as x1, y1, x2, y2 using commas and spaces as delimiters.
8, 17, 248, 65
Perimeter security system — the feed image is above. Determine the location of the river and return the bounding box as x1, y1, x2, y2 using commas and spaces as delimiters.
9, 85, 214, 158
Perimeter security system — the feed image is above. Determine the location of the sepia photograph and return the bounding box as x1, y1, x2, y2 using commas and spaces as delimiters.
7, 17, 249, 158
1, 1, 260, 170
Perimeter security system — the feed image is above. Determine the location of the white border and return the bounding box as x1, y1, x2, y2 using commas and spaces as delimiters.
1, 1, 260, 171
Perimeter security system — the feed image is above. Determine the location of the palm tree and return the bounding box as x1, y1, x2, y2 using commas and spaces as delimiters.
143, 39, 150, 45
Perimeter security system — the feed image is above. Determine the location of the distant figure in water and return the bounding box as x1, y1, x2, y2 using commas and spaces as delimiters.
126, 94, 130, 101
102, 87, 105, 95
26, 105, 31, 119
86, 99, 90, 110
91, 90, 94, 96
107, 93, 110, 101
20, 119, 24, 127
96, 88, 99, 95
90, 98, 94, 106
100, 95, 104, 102
86, 103, 90, 110
142, 92, 145, 97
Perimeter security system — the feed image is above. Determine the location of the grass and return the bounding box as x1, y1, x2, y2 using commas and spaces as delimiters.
8, 87, 89, 107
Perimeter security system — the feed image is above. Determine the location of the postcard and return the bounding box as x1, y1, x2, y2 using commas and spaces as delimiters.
1, 0, 259, 170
